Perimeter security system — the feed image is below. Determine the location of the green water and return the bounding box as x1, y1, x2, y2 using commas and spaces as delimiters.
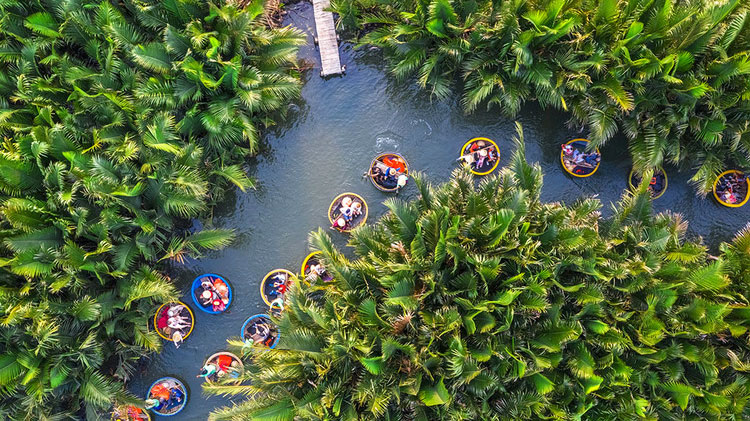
129, 3, 750, 419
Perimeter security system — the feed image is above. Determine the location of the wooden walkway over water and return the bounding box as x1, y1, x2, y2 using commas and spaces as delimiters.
312, 0, 343, 77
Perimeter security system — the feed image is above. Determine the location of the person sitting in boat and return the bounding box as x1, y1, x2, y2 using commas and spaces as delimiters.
198, 290, 213, 307
562, 144, 574, 157
722, 189, 738, 204
145, 397, 166, 412
166, 386, 184, 410
383, 155, 406, 173
196, 279, 218, 307
562, 144, 585, 169
269, 274, 288, 299
197, 363, 218, 379
275, 278, 288, 295
246, 320, 273, 346
332, 217, 348, 230
727, 173, 746, 193
167, 316, 191, 331
371, 166, 388, 186
471, 141, 485, 162
310, 263, 326, 278
168, 303, 186, 315
171, 331, 184, 349
167, 307, 190, 322
213, 278, 230, 304
145, 381, 173, 411
167, 307, 189, 322
217, 355, 241, 378
156, 309, 169, 332
384, 167, 399, 185
351, 201, 363, 217
584, 152, 600, 167
166, 308, 191, 331
339, 196, 354, 223
474, 149, 488, 169
212, 298, 225, 312
397, 173, 408, 189
272, 272, 287, 285
270, 296, 284, 313
487, 146, 498, 162
342, 205, 354, 222
716, 174, 743, 198
649, 175, 663, 193
214, 354, 241, 378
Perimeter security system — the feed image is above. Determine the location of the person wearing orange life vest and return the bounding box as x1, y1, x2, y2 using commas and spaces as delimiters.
382, 156, 406, 173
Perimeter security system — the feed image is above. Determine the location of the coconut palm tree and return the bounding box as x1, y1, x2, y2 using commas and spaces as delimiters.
0, 0, 304, 417
207, 123, 750, 420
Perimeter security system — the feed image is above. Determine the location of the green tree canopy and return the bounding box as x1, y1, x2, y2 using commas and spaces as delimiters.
331, 0, 750, 190
209, 124, 750, 420
0, 0, 304, 418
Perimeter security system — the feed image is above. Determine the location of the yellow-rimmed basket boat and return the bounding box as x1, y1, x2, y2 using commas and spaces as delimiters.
153, 301, 194, 342
260, 269, 294, 307
199, 352, 244, 383
368, 153, 409, 192
301, 251, 333, 282
713, 170, 749, 208
629, 167, 668, 199
561, 139, 600, 177
459, 137, 500, 176
328, 193, 368, 232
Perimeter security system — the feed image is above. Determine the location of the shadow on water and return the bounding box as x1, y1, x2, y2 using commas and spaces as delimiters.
128, 2, 750, 419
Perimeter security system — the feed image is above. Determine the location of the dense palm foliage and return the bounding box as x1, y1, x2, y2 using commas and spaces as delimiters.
0, 0, 304, 418
208, 125, 750, 420
332, 0, 750, 190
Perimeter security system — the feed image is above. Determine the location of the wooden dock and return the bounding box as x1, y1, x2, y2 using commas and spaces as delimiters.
312, 0, 343, 77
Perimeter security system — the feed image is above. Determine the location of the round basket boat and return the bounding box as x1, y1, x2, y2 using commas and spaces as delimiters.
301, 251, 333, 282
629, 167, 668, 199
561, 139, 601, 178
153, 302, 194, 344
111, 404, 151, 421
459, 137, 500, 176
146, 377, 187, 417
199, 352, 244, 383
241, 314, 280, 349
713, 170, 749, 208
328, 193, 368, 233
369, 153, 409, 192
260, 269, 294, 307
190, 273, 232, 314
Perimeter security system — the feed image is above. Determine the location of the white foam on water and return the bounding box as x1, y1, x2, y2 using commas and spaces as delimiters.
411, 118, 432, 136
374, 135, 400, 152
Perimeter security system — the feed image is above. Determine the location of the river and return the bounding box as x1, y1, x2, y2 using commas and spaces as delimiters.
128, 2, 750, 419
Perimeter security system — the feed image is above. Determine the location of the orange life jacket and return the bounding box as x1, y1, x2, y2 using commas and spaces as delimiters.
216, 355, 233, 371
382, 157, 406, 172
150, 384, 170, 400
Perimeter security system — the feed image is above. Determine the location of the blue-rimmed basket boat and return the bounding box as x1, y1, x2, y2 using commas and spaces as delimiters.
241, 314, 280, 349
146, 377, 187, 417
190, 273, 232, 314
